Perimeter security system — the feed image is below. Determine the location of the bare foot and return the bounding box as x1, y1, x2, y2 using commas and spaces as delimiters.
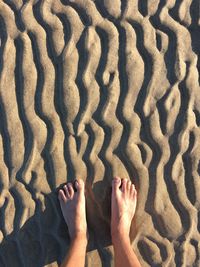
111, 177, 137, 241
58, 179, 87, 241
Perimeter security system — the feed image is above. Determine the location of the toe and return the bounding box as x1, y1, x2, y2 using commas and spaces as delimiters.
127, 180, 132, 192
131, 184, 137, 197
58, 189, 67, 202
74, 178, 84, 193
112, 177, 121, 191
67, 183, 74, 198
64, 185, 70, 199
121, 178, 128, 192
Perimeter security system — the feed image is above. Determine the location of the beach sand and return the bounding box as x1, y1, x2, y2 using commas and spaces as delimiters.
0, 0, 200, 266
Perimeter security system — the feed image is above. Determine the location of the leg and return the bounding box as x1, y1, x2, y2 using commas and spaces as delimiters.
58, 179, 87, 267
111, 177, 141, 267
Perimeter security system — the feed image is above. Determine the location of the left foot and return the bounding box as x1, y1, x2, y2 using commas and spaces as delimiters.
58, 179, 87, 241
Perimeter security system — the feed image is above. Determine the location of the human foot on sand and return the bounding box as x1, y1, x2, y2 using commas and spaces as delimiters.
111, 177, 137, 239
58, 177, 141, 267
58, 179, 87, 241
111, 177, 141, 267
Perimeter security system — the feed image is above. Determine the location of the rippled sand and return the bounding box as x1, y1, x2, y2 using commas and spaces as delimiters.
0, 0, 200, 266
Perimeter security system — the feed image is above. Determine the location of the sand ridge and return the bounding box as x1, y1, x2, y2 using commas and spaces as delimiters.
0, 0, 200, 266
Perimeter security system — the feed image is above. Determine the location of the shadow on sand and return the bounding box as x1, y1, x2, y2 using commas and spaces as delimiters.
0, 180, 118, 267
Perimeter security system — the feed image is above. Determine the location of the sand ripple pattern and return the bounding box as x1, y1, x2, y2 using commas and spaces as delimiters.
0, 0, 199, 266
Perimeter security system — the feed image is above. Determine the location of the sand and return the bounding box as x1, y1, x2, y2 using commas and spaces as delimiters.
0, 0, 199, 266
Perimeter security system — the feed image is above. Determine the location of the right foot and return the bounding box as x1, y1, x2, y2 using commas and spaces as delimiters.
111, 177, 137, 241
58, 179, 87, 241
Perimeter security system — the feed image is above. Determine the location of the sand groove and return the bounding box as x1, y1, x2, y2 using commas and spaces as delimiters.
0, 0, 200, 266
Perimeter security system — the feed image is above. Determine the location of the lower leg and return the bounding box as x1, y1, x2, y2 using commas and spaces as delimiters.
60, 237, 87, 267
111, 177, 141, 267
58, 179, 88, 267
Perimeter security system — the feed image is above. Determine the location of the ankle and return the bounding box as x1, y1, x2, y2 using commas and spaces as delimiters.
70, 232, 88, 244
111, 231, 130, 245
